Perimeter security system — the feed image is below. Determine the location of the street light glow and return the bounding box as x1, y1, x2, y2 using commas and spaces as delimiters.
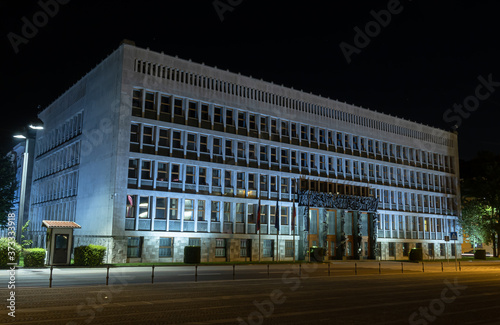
13, 134, 26, 139
29, 124, 44, 130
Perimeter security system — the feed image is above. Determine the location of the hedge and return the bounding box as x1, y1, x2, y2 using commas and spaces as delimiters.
184, 246, 201, 264
0, 237, 22, 267
23, 248, 46, 267
409, 248, 423, 262
74, 244, 106, 266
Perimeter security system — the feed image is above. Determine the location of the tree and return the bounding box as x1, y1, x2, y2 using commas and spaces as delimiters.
460, 198, 495, 249
0, 152, 18, 228
460, 152, 500, 256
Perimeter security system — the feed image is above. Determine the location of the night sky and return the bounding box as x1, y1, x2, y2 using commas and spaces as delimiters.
1, 0, 499, 160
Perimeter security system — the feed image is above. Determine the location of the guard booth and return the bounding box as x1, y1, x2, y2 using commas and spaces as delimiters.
42, 220, 81, 266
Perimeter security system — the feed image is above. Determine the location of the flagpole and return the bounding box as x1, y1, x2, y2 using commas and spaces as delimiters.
292, 179, 296, 263
276, 176, 280, 262
257, 199, 261, 262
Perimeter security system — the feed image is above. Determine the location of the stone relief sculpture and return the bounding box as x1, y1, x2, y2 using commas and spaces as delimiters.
297, 190, 378, 212
356, 213, 363, 258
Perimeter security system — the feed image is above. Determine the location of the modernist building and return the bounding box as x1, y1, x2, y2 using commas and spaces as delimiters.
26, 41, 461, 263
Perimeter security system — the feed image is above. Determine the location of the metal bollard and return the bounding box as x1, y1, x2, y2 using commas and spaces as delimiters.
328, 263, 331, 276
422, 262, 425, 272
267, 264, 270, 278
459, 261, 461, 272
355, 263, 358, 275
299, 263, 302, 277
379, 262, 381, 274
106, 265, 110, 285
441, 262, 444, 272
151, 265, 155, 284
401, 262, 403, 274
232, 264, 235, 280
49, 266, 53, 288
195, 265, 198, 282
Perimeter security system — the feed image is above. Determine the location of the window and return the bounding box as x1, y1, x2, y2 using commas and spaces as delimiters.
211, 201, 220, 222
301, 125, 308, 140
260, 145, 268, 162
301, 152, 308, 168
281, 177, 289, 194
236, 203, 245, 223
237, 172, 245, 195
212, 169, 221, 187
214, 106, 223, 124
215, 238, 226, 257
188, 101, 198, 119
249, 144, 256, 160
200, 135, 208, 153
226, 109, 234, 126
238, 111, 247, 128
159, 238, 173, 257
310, 127, 316, 141
199, 167, 207, 185
224, 202, 231, 222
126, 195, 136, 218
389, 242, 395, 257
127, 237, 142, 258
156, 197, 167, 219
260, 116, 268, 132
187, 133, 196, 151
319, 129, 325, 143
139, 196, 149, 219
291, 151, 298, 166
128, 159, 138, 178
201, 104, 209, 121
170, 164, 180, 182
132, 89, 143, 110
130, 124, 139, 143
174, 98, 183, 116
213, 137, 222, 156
184, 199, 194, 221
144, 92, 155, 111
248, 173, 256, 190
143, 126, 153, 145
158, 129, 169, 148
281, 206, 289, 225
197, 200, 205, 221
270, 176, 277, 192
281, 121, 289, 136
169, 198, 178, 220
260, 205, 268, 224
281, 149, 289, 165
189, 238, 201, 246
225, 170, 232, 188
237, 142, 246, 159
285, 240, 294, 257
185, 166, 195, 184
263, 240, 274, 257
172, 131, 182, 149
225, 140, 233, 157
248, 204, 255, 223
240, 239, 251, 257
260, 175, 268, 192
291, 123, 297, 138
271, 119, 278, 134
249, 114, 257, 130
270, 147, 278, 163
160, 95, 171, 113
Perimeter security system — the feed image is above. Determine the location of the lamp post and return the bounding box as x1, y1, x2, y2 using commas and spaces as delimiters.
13, 123, 43, 243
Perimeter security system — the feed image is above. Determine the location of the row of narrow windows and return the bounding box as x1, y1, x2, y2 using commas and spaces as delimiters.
36, 112, 83, 157
132, 89, 455, 173
133, 64, 453, 147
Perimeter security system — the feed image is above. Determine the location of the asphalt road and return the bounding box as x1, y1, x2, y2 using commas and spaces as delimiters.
1, 261, 500, 324
3, 260, 499, 288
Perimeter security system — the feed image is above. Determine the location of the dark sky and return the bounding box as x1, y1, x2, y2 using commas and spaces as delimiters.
1, 0, 499, 160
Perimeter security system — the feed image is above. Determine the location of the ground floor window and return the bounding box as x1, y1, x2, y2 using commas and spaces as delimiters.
403, 243, 409, 256
285, 240, 294, 257
127, 236, 142, 258
428, 243, 434, 258
330, 241, 335, 256
389, 242, 395, 257
159, 237, 173, 257
440, 243, 446, 256
451, 243, 456, 256
364, 242, 368, 256
263, 239, 274, 257
189, 238, 201, 247
215, 238, 226, 257
240, 239, 251, 257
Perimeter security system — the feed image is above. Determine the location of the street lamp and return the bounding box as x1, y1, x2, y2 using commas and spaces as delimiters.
12, 121, 43, 243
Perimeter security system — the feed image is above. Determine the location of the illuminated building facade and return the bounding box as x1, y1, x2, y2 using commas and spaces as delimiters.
27, 41, 461, 262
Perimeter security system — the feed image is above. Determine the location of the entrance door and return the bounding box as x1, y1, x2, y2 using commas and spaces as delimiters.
53, 234, 69, 264
308, 209, 320, 260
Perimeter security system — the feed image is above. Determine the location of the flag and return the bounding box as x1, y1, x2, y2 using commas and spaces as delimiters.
291, 203, 296, 232
305, 193, 310, 232
256, 199, 261, 232
275, 189, 280, 232
127, 195, 134, 217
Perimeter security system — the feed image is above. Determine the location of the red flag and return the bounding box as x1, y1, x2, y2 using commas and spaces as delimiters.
256, 199, 261, 232
127, 195, 134, 217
